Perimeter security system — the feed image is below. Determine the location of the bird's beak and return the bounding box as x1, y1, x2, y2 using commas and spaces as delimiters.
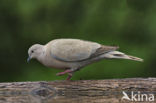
27, 56, 31, 63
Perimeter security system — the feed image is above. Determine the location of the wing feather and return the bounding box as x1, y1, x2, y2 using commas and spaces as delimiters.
50, 39, 101, 62
90, 45, 119, 58
50, 39, 118, 62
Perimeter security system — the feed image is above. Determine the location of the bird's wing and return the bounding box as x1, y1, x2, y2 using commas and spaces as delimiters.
50, 39, 118, 62
90, 45, 119, 58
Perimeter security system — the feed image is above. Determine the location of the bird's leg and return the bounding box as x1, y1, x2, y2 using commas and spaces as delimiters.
56, 68, 78, 76
65, 68, 79, 80
66, 73, 73, 80
56, 69, 72, 76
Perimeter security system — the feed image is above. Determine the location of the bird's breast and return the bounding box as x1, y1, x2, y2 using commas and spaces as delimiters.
39, 55, 70, 69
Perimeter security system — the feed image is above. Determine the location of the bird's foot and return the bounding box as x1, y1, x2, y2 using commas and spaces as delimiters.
56, 69, 72, 76
66, 73, 73, 80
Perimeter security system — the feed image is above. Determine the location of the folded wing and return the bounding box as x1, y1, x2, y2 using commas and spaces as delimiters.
50, 39, 118, 62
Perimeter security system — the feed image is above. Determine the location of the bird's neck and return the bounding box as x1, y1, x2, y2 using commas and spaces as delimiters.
36, 46, 46, 63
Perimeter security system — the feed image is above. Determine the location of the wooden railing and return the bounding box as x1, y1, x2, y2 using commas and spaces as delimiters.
0, 78, 156, 103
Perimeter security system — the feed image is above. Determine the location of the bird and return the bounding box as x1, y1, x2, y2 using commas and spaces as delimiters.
27, 38, 143, 80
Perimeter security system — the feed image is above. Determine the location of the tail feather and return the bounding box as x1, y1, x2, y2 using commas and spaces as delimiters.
126, 55, 143, 62
104, 51, 143, 62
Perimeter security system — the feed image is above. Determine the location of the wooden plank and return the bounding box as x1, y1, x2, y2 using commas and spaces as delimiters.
0, 78, 156, 103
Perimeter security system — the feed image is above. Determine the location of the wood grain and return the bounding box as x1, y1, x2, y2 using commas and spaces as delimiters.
0, 78, 156, 103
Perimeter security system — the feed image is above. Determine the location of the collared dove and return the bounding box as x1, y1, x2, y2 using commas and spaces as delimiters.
27, 39, 143, 80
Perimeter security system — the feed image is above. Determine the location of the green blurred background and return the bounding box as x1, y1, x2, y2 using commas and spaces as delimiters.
0, 0, 156, 82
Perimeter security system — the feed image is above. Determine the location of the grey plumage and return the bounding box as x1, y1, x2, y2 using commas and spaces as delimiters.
27, 38, 143, 80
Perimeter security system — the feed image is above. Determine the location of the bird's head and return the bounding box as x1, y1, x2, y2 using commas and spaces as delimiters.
27, 44, 44, 62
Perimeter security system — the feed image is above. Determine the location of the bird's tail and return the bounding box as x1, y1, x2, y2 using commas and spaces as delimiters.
126, 55, 143, 62
104, 51, 143, 62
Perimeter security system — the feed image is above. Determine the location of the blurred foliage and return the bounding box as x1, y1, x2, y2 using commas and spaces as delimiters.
0, 0, 156, 82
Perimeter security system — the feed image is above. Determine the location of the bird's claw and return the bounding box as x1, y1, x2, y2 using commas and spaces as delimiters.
56, 70, 73, 80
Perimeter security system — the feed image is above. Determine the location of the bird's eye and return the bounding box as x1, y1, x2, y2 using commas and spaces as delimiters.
31, 50, 34, 53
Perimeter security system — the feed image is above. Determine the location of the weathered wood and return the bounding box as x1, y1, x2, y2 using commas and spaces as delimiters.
0, 78, 156, 103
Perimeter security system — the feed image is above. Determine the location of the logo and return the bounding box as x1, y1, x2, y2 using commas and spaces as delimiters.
122, 91, 155, 102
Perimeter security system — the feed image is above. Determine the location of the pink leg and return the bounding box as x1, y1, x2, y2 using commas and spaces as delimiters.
66, 73, 73, 80
56, 69, 72, 76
